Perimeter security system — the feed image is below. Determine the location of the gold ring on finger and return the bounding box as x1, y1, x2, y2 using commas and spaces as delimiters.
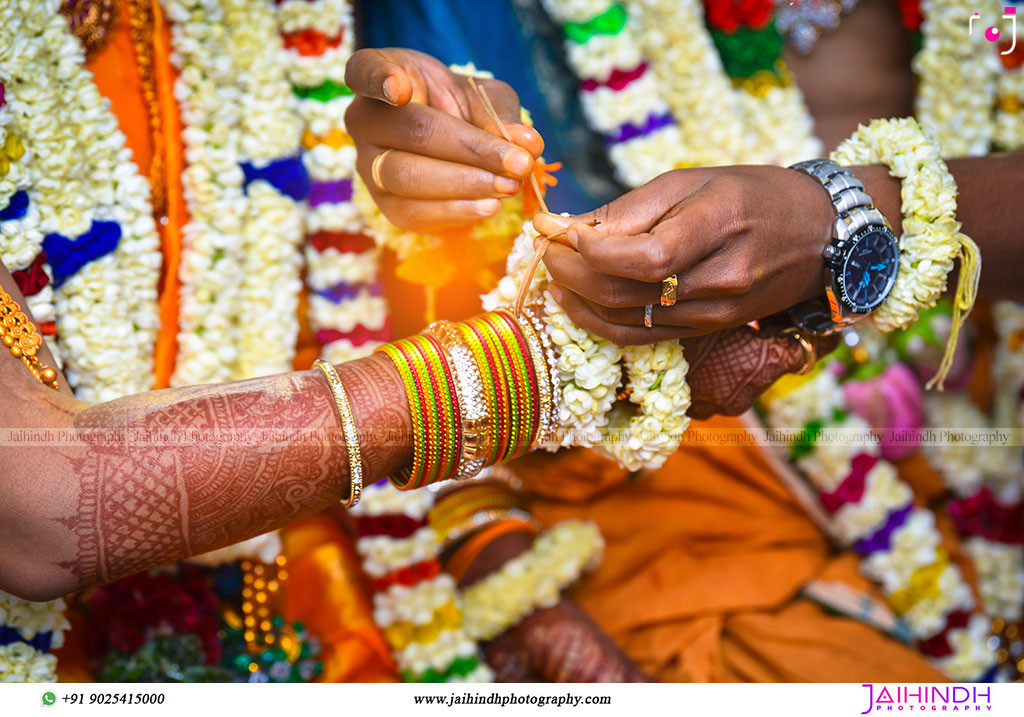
371, 148, 392, 190
660, 274, 678, 307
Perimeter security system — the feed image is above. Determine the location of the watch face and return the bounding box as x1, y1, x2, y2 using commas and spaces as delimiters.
836, 227, 899, 313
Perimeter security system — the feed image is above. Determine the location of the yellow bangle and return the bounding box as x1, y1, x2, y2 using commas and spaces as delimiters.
314, 359, 364, 508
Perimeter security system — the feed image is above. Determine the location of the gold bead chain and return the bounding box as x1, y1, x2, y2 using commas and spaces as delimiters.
0, 284, 60, 391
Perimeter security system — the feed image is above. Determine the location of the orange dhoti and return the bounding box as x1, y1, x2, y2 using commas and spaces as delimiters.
511, 415, 948, 682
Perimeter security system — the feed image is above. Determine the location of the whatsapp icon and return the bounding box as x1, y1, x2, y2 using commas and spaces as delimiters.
42, 691, 56, 706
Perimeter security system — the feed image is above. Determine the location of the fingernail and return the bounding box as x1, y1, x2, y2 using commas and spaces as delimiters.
493, 176, 520, 195
474, 198, 501, 215
540, 213, 572, 229
547, 284, 563, 303
382, 75, 399, 104
502, 147, 532, 177
566, 228, 580, 249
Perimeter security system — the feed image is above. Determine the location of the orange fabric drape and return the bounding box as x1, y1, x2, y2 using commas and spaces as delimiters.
282, 515, 398, 683
85, 2, 184, 389
510, 415, 949, 683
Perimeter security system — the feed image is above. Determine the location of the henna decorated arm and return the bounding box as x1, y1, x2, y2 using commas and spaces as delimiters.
0, 337, 411, 600
682, 323, 840, 419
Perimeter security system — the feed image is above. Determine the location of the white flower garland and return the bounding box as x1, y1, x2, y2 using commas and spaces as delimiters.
831, 118, 979, 386
461, 520, 604, 642
167, 0, 304, 384
966, 538, 1024, 623
759, 363, 996, 680
914, 0, 1000, 157
350, 483, 493, 683
275, 0, 350, 35
0, 643, 59, 683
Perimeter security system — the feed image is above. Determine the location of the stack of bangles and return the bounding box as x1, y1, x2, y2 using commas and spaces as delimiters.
430, 480, 542, 574
429, 480, 604, 643
376, 306, 558, 490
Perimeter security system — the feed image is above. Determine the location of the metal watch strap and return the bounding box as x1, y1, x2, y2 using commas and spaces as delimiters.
789, 159, 888, 333
791, 159, 882, 244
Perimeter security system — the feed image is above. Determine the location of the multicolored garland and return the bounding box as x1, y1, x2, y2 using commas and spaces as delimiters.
0, 0, 161, 402
759, 361, 999, 681
919, 302, 1024, 677
350, 483, 493, 683
272, 0, 391, 364
539, 0, 685, 186
541, 0, 820, 184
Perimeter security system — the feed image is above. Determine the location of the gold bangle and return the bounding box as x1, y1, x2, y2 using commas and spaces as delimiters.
781, 326, 817, 375
313, 359, 364, 507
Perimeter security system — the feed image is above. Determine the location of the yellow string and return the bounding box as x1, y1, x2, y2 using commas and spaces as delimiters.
926, 234, 982, 391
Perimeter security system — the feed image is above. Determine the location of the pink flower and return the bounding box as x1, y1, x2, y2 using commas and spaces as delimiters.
843, 363, 924, 461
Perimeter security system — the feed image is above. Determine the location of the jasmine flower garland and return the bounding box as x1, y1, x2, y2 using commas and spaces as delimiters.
165, 0, 248, 386
0, 590, 69, 683
166, 0, 306, 384
484, 223, 690, 469
0, 0, 161, 403
231, 0, 305, 380
460, 521, 604, 642
831, 117, 980, 389
913, 0, 1000, 157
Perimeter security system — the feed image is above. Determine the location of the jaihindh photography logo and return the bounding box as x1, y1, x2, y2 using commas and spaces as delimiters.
860, 684, 993, 713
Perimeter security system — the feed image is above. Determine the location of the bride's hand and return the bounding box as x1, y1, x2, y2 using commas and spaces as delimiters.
533, 166, 836, 342
344, 48, 543, 232
681, 323, 839, 419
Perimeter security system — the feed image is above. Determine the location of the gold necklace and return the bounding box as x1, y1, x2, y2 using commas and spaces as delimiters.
0, 285, 60, 391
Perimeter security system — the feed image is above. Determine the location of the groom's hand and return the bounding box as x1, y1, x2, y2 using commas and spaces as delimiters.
344, 48, 543, 232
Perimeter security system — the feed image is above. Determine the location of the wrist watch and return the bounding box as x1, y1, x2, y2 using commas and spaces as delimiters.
787, 159, 900, 336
